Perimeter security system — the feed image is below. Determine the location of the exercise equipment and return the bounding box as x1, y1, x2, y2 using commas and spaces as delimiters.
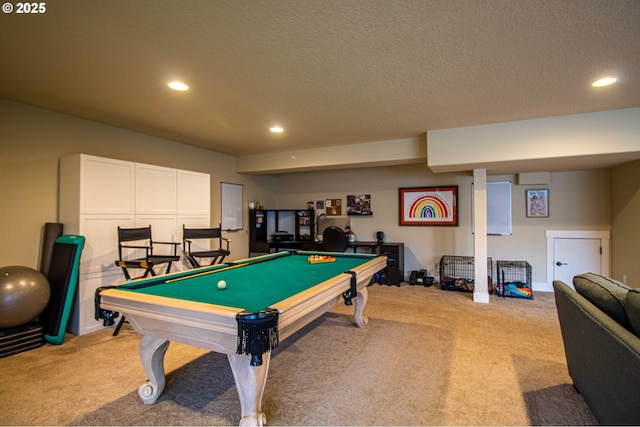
39, 234, 85, 345
40, 222, 64, 277
0, 234, 85, 358
0, 265, 51, 329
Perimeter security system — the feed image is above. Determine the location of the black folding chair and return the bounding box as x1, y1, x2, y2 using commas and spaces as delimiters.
112, 225, 180, 336
115, 225, 181, 280
183, 224, 231, 268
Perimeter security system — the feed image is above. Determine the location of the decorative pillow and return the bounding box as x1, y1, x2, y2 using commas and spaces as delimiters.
625, 290, 640, 336
573, 273, 632, 330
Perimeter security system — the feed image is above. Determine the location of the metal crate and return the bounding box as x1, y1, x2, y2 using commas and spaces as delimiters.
496, 260, 533, 299
439, 255, 493, 293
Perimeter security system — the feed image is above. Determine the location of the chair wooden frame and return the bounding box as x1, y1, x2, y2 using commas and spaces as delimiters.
183, 224, 231, 268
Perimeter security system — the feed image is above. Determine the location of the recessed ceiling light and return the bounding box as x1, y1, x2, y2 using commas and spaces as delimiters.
592, 76, 617, 87
168, 81, 189, 91
270, 126, 284, 133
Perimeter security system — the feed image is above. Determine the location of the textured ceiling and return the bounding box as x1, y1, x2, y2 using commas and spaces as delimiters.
1, 0, 639, 157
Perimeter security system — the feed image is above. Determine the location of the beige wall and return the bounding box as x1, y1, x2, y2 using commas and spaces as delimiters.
0, 99, 278, 268
273, 165, 613, 290
2, 98, 636, 290
611, 159, 640, 287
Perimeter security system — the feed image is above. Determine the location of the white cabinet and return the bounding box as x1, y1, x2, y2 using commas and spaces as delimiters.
178, 169, 210, 216
59, 154, 210, 335
135, 163, 177, 215
80, 156, 135, 215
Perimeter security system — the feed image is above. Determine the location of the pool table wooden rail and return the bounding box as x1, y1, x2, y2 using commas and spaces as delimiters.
100, 289, 243, 354
273, 253, 384, 338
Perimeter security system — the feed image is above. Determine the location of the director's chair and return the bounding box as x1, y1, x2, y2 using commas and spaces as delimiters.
182, 224, 231, 268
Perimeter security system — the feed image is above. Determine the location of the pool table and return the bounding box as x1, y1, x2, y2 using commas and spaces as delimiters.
97, 250, 386, 426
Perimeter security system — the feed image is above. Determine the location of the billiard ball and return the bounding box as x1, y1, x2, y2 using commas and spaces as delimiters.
217, 280, 227, 290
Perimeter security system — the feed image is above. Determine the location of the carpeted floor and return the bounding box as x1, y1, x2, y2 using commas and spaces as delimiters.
0, 285, 598, 426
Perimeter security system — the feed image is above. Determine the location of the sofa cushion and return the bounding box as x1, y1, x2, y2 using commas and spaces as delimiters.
625, 290, 640, 336
573, 273, 632, 330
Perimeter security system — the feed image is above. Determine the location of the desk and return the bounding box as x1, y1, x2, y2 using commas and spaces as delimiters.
347, 240, 381, 254
267, 239, 314, 252
267, 240, 381, 254
97, 251, 386, 426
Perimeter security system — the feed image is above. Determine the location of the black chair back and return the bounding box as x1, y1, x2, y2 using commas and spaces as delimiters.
118, 226, 152, 243
182, 224, 231, 267
322, 226, 348, 252
183, 227, 222, 240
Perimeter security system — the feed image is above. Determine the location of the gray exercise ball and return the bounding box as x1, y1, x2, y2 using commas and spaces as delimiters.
0, 265, 51, 329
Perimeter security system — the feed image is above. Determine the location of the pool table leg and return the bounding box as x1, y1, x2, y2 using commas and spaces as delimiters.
137, 335, 170, 405
354, 286, 369, 327
228, 352, 271, 427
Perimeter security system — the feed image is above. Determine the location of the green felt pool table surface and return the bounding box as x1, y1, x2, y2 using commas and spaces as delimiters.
116, 251, 379, 313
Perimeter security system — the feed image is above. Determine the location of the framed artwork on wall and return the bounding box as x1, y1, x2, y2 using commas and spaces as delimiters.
347, 194, 372, 215
399, 186, 458, 226
526, 189, 549, 217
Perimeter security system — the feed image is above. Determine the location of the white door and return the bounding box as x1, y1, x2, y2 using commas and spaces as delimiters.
553, 238, 602, 288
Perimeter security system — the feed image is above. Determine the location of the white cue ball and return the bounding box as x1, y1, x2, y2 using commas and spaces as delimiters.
217, 280, 227, 290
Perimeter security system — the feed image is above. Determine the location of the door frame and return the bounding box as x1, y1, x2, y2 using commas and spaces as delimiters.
546, 230, 610, 289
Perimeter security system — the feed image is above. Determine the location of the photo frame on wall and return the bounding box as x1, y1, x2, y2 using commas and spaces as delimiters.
347, 194, 372, 215
526, 189, 549, 218
399, 186, 458, 226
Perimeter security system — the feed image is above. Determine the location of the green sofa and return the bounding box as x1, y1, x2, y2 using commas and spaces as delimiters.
553, 273, 640, 425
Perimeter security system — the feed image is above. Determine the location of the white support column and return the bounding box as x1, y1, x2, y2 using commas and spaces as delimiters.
473, 169, 490, 303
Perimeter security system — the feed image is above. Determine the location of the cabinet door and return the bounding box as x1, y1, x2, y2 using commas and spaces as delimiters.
380, 245, 399, 265
79, 215, 134, 275
135, 163, 177, 214
81, 155, 135, 215
178, 169, 210, 215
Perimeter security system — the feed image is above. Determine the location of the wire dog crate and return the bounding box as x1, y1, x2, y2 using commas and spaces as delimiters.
439, 255, 493, 293
495, 260, 533, 299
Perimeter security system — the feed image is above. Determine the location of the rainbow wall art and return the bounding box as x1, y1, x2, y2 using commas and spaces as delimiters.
400, 186, 458, 226
409, 195, 449, 218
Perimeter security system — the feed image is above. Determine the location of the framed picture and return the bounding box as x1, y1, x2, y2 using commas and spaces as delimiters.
526, 189, 549, 218
399, 186, 458, 226
347, 194, 372, 215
